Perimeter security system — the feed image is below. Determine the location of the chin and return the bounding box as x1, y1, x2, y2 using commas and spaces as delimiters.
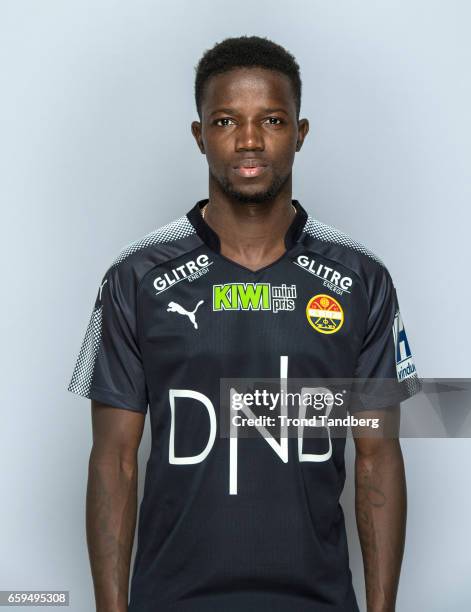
221, 179, 286, 204
229, 189, 276, 204
211, 168, 290, 204
236, 193, 274, 204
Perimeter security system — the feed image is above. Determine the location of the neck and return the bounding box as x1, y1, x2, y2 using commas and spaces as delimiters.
202, 182, 296, 269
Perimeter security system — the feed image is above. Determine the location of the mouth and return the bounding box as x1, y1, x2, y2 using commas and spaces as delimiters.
233, 159, 268, 178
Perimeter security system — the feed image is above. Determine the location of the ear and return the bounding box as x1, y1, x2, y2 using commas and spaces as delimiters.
295, 118, 310, 152
191, 121, 205, 154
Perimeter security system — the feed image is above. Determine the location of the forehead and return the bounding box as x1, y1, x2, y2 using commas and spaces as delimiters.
202, 67, 296, 115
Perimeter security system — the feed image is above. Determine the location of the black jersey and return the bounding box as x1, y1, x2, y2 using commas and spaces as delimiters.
68, 199, 420, 612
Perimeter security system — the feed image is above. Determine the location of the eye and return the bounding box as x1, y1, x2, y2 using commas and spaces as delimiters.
265, 117, 283, 125
214, 118, 236, 127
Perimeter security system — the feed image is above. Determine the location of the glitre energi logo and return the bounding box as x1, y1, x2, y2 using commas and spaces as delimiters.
153, 254, 213, 294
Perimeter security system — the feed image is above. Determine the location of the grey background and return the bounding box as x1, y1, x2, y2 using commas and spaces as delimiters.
1, 0, 470, 610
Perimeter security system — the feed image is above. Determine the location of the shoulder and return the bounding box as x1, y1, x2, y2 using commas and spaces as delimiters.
96, 213, 200, 300
301, 214, 395, 299
303, 214, 385, 267
111, 213, 197, 269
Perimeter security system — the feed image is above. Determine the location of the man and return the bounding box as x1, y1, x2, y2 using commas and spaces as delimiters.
68, 36, 421, 612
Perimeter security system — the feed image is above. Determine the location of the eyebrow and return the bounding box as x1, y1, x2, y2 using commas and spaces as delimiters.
209, 107, 289, 116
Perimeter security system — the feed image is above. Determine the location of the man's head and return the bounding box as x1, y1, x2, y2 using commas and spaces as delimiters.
191, 36, 309, 204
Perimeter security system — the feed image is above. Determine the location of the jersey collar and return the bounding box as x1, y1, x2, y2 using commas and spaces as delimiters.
187, 198, 308, 253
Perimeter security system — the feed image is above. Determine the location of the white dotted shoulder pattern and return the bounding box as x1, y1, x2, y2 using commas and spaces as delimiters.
68, 305, 103, 397
68, 215, 196, 399
303, 216, 385, 267
111, 214, 196, 267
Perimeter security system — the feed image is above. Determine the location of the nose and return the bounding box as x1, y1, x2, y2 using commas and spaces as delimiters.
235, 119, 264, 152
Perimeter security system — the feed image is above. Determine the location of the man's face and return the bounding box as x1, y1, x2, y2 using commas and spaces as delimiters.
191, 67, 309, 203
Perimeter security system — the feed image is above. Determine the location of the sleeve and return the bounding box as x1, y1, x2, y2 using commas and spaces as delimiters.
67, 263, 149, 414
348, 266, 422, 413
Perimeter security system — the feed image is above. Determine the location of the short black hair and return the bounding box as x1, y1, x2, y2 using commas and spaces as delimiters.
194, 35, 302, 119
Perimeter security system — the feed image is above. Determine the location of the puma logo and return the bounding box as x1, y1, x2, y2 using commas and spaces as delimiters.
167, 300, 204, 329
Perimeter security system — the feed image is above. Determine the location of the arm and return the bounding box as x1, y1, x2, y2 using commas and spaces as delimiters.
352, 405, 406, 612
87, 400, 146, 612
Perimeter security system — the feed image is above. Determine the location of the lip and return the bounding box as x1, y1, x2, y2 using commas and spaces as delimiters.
233, 159, 268, 178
